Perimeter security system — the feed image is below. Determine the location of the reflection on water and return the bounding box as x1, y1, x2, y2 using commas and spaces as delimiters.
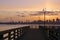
0, 24, 29, 31
0, 24, 60, 31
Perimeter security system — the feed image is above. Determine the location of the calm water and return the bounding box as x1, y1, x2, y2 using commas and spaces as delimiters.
0, 24, 60, 31
0, 24, 29, 31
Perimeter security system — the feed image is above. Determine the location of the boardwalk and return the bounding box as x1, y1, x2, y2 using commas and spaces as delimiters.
20, 29, 47, 40
0, 25, 59, 40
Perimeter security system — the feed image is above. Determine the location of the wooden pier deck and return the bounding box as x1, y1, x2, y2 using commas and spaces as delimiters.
21, 29, 47, 40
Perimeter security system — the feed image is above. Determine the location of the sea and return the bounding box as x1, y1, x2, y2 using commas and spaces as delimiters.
0, 24, 60, 31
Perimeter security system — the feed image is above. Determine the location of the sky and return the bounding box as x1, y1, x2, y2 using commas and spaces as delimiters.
0, 0, 60, 11
0, 0, 60, 22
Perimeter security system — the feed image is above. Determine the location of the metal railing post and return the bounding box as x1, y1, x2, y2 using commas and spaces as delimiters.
0, 32, 3, 40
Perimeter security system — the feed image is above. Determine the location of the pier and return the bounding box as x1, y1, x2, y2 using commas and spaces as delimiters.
0, 25, 60, 40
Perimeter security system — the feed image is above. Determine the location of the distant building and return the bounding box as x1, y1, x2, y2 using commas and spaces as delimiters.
52, 19, 55, 23
56, 18, 60, 24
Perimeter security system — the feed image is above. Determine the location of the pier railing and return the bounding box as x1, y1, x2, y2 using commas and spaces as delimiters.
48, 26, 60, 40
39, 26, 60, 40
0, 25, 60, 40
0, 26, 30, 40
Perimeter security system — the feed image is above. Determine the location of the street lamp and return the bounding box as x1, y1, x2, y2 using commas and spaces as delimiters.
43, 8, 46, 28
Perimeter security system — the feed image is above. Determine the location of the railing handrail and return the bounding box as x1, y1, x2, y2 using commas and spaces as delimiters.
0, 26, 30, 40
39, 26, 60, 40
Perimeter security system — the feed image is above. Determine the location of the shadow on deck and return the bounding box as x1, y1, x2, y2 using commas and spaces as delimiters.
20, 29, 47, 40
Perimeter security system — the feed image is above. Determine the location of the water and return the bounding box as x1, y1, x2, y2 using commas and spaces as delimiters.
0, 24, 29, 31
0, 24, 60, 31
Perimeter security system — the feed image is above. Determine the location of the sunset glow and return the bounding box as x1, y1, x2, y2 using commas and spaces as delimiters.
0, 0, 60, 22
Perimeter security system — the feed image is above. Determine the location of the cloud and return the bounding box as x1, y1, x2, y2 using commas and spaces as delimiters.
29, 11, 58, 16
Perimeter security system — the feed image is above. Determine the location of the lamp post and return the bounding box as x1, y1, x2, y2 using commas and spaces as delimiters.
43, 8, 46, 28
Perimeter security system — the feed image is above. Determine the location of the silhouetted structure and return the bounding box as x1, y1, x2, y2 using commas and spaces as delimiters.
0, 18, 60, 24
